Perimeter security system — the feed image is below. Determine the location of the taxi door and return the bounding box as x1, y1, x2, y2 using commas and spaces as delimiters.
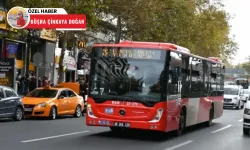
57, 90, 70, 114
66, 90, 78, 112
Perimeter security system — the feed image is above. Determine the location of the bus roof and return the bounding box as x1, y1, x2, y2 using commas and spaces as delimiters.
93, 41, 224, 64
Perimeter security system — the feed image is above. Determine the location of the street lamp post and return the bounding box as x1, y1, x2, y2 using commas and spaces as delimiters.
25, 29, 41, 76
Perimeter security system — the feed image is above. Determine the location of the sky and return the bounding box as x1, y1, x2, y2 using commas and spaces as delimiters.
223, 0, 250, 65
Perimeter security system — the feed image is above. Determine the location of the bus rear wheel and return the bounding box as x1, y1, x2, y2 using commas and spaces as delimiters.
176, 109, 186, 136
205, 105, 214, 127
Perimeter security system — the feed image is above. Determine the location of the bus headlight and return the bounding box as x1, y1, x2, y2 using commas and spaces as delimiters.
149, 108, 163, 123
87, 104, 97, 118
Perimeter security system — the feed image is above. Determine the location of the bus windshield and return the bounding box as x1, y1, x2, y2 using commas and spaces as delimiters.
89, 47, 166, 102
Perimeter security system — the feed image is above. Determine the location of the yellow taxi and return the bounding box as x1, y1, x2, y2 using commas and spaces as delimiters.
22, 86, 84, 120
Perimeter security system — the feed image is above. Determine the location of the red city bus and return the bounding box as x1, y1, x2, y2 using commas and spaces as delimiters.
86, 41, 225, 135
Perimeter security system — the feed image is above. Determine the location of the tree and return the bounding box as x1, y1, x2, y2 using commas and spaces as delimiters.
7, 0, 106, 83
103, 0, 237, 61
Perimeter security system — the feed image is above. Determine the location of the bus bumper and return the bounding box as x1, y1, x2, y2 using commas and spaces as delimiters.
86, 117, 165, 131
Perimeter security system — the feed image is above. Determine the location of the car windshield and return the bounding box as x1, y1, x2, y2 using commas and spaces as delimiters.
224, 88, 239, 95
26, 89, 58, 98
89, 47, 166, 102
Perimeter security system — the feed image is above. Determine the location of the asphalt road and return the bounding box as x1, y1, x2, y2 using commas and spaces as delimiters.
0, 108, 249, 150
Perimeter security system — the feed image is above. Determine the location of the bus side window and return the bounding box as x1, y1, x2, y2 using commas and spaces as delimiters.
210, 63, 217, 96
190, 57, 202, 98
180, 54, 190, 98
206, 62, 211, 96
202, 60, 209, 97
168, 52, 182, 99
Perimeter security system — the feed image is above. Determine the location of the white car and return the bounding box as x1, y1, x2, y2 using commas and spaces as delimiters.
223, 85, 244, 109
243, 89, 250, 102
243, 101, 250, 135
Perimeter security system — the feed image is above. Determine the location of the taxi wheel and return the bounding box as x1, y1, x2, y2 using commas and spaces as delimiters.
49, 106, 57, 120
74, 105, 81, 118
13, 107, 23, 121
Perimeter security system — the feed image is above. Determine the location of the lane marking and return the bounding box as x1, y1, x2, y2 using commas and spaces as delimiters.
211, 125, 232, 133
238, 119, 243, 122
21, 130, 90, 143
164, 140, 193, 150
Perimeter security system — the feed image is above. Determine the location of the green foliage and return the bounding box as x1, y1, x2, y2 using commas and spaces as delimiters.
103, 0, 237, 61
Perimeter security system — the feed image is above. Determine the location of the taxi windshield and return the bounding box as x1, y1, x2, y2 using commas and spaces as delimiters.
26, 89, 58, 98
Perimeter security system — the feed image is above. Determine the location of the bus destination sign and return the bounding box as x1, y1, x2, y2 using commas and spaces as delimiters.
101, 48, 163, 60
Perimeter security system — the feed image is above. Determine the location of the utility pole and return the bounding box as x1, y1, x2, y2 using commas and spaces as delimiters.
25, 29, 31, 76
115, 16, 122, 44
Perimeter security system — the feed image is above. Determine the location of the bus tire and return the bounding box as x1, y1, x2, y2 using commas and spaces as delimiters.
176, 108, 186, 136
205, 104, 214, 127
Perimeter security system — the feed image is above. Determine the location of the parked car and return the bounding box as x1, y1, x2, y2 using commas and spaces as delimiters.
0, 85, 24, 121
243, 100, 250, 135
223, 85, 244, 109
243, 89, 250, 102
22, 86, 85, 120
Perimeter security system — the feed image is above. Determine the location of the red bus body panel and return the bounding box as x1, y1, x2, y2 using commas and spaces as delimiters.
86, 96, 223, 132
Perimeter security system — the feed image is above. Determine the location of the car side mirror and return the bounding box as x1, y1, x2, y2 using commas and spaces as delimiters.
58, 95, 64, 99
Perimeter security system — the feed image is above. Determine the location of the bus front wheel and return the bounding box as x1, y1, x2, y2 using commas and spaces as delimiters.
176, 108, 186, 136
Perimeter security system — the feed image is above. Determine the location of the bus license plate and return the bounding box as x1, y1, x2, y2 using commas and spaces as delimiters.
105, 108, 114, 114
113, 122, 130, 127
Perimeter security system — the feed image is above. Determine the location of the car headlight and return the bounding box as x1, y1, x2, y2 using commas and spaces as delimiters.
87, 104, 97, 118
244, 108, 250, 115
149, 108, 163, 123
37, 102, 46, 107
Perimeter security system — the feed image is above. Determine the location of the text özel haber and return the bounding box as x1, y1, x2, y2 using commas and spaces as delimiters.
30, 18, 85, 25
